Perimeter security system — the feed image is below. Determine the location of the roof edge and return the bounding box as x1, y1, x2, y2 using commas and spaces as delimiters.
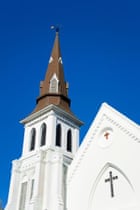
101, 102, 140, 129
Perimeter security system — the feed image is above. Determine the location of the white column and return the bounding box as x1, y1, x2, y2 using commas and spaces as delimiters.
73, 128, 79, 154
32, 156, 42, 210
22, 126, 28, 156
5, 160, 20, 210
42, 151, 64, 210
47, 111, 56, 147
42, 159, 50, 210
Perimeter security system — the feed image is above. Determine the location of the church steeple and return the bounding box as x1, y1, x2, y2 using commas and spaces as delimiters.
5, 29, 83, 210
34, 30, 71, 113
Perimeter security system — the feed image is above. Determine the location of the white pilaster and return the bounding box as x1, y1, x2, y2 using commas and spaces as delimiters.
47, 111, 56, 147
5, 160, 20, 210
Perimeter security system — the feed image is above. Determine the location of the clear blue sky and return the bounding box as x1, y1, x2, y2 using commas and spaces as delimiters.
1, 0, 140, 207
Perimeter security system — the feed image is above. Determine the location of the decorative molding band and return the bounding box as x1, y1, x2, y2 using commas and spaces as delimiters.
104, 114, 140, 143
20, 104, 83, 127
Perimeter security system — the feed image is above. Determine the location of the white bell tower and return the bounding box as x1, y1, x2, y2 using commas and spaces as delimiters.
5, 30, 83, 210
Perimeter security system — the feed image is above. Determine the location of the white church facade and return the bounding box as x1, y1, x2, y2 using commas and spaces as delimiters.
5, 30, 140, 210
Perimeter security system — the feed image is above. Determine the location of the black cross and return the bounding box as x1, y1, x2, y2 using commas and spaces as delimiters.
105, 171, 118, 198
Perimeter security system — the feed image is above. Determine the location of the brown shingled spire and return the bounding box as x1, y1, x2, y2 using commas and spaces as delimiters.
33, 30, 71, 113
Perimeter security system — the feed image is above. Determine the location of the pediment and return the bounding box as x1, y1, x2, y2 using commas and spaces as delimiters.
85, 102, 140, 148
68, 102, 140, 184
67, 103, 140, 210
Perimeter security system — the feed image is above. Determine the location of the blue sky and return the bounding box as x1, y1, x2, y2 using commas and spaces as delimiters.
1, 0, 140, 207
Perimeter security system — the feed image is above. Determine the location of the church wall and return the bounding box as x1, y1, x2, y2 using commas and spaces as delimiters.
67, 103, 140, 210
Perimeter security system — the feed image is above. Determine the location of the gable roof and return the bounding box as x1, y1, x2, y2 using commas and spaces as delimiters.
68, 102, 140, 184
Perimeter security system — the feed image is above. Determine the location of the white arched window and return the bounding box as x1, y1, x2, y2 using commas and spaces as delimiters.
56, 124, 61, 147
19, 181, 27, 210
40, 123, 47, 146
30, 128, 36, 151
67, 129, 72, 152
30, 179, 35, 199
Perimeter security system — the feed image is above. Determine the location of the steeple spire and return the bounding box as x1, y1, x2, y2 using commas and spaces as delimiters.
33, 30, 71, 113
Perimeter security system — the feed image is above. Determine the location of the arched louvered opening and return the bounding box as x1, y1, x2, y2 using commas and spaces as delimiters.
40, 123, 47, 146
30, 128, 36, 151
49, 74, 59, 93
50, 78, 58, 93
67, 129, 72, 152
56, 124, 61, 147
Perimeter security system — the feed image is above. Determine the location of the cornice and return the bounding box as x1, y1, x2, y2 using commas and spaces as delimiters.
20, 104, 83, 126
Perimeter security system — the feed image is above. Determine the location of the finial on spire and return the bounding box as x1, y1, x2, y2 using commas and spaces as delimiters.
51, 25, 60, 33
